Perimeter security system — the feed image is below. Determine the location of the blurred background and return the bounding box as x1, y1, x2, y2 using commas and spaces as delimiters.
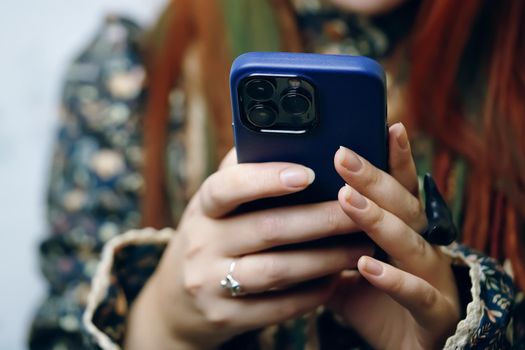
0, 1, 164, 348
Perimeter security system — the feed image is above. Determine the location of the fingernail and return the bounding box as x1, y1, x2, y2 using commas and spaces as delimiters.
338, 146, 362, 172
394, 123, 409, 150
280, 166, 315, 188
361, 257, 383, 276
343, 184, 368, 209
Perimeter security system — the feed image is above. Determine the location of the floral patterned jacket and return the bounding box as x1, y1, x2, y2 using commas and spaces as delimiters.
29, 3, 524, 350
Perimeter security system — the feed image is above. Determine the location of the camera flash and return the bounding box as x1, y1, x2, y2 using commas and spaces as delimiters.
288, 79, 301, 88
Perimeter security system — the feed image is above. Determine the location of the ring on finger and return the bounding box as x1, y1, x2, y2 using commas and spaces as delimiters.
220, 259, 244, 297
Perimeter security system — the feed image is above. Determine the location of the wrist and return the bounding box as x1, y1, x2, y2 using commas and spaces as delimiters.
124, 271, 210, 350
123, 272, 173, 349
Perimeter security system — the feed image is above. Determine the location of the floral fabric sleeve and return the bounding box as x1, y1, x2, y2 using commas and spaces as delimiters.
83, 229, 172, 349
28, 17, 147, 349
440, 243, 516, 349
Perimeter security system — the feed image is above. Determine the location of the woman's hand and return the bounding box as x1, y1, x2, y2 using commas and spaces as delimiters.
329, 123, 461, 350
125, 150, 372, 350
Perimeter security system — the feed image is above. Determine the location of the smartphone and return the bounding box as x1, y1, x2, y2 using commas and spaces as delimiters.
230, 52, 387, 215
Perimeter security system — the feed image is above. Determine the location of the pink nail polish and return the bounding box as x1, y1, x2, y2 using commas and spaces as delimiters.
362, 258, 383, 276
339, 146, 362, 172
344, 185, 367, 209
280, 167, 315, 188
394, 123, 409, 150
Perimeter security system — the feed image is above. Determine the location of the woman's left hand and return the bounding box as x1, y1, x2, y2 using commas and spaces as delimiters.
328, 123, 461, 350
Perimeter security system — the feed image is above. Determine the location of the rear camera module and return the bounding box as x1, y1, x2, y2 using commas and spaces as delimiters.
239, 76, 317, 132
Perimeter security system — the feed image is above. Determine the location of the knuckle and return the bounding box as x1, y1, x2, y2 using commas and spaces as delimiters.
181, 266, 204, 297
420, 287, 439, 310
323, 204, 343, 234
390, 274, 405, 295
408, 199, 424, 223
368, 206, 385, 232
257, 214, 284, 245
393, 151, 411, 168
207, 179, 226, 208
364, 165, 382, 188
415, 217, 429, 235
200, 175, 222, 210
253, 168, 277, 194
184, 236, 206, 260
203, 307, 232, 329
410, 233, 429, 258
259, 256, 287, 286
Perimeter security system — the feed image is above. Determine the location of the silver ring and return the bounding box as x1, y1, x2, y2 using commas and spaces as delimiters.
220, 260, 243, 297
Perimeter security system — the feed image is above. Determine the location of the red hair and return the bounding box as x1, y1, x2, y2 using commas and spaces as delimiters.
409, 0, 525, 290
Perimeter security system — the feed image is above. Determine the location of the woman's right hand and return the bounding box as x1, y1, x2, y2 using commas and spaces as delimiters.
125, 149, 372, 349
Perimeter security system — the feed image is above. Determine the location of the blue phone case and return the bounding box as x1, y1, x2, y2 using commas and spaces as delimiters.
231, 52, 387, 211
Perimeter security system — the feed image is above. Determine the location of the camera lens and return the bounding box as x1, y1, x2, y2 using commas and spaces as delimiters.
281, 91, 311, 115
247, 104, 277, 128
245, 79, 275, 101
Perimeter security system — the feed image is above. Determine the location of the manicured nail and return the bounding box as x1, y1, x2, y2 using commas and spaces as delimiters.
338, 146, 362, 172
361, 257, 383, 276
394, 123, 409, 150
280, 166, 315, 188
343, 184, 368, 209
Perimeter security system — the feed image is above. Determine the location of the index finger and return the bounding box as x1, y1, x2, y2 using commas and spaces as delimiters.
199, 163, 315, 218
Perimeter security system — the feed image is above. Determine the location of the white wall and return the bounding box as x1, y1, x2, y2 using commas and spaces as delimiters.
0, 1, 165, 348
